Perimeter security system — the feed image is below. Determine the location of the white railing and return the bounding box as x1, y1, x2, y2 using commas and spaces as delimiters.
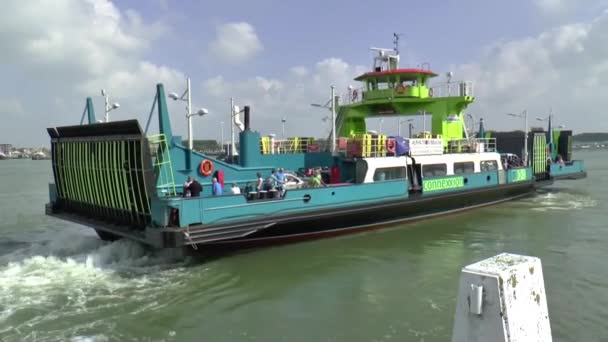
446, 138, 496, 154
259, 138, 331, 155
429, 81, 474, 98
339, 87, 366, 105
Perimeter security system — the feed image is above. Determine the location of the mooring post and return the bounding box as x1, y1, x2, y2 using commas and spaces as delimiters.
451, 253, 552, 342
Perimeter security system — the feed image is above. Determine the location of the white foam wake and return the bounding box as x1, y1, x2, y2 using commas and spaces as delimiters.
0, 229, 188, 340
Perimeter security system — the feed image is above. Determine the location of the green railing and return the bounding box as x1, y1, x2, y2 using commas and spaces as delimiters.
148, 134, 177, 196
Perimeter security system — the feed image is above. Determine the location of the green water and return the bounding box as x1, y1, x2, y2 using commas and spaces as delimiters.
0, 151, 606, 341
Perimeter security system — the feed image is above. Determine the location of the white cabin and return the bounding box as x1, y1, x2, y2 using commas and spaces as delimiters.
360, 152, 503, 183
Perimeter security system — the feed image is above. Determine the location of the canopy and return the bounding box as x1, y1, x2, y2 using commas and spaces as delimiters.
354, 68, 438, 82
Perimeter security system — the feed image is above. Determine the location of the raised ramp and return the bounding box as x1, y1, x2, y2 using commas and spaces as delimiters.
47, 120, 156, 230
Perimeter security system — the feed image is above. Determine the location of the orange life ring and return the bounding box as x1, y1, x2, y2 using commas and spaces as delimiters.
199, 159, 214, 176
386, 139, 396, 153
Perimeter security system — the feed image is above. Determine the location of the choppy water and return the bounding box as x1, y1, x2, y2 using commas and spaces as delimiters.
0, 151, 606, 341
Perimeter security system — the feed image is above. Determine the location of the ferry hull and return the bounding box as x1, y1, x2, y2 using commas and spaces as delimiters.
47, 180, 538, 250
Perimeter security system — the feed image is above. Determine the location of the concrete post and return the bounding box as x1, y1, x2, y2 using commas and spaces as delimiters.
451, 253, 552, 342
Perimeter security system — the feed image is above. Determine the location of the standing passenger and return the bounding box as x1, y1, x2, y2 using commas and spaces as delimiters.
212, 177, 223, 196
255, 172, 264, 191
188, 178, 202, 197
183, 176, 193, 197
276, 168, 286, 196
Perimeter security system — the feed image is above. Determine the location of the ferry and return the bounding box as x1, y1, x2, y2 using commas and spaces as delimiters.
44, 42, 586, 250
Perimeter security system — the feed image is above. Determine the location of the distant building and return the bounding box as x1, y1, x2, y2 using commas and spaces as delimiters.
0, 144, 13, 155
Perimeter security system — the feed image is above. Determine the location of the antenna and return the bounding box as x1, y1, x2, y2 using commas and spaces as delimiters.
393, 33, 405, 55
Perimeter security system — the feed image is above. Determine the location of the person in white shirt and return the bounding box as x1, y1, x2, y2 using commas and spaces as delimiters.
183, 176, 193, 197
230, 183, 241, 195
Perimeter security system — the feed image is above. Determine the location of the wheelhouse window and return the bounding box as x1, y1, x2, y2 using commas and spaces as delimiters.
480, 160, 498, 171
422, 164, 447, 177
373, 167, 406, 181
454, 162, 475, 175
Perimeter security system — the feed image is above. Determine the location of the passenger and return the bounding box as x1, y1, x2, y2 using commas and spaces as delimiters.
276, 168, 286, 196
255, 172, 264, 191
308, 169, 325, 188
183, 176, 193, 197
230, 183, 241, 195
188, 178, 202, 197
263, 169, 278, 191
556, 154, 564, 164
212, 177, 223, 196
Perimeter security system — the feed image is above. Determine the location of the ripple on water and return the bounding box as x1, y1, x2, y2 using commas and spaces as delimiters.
515, 189, 599, 212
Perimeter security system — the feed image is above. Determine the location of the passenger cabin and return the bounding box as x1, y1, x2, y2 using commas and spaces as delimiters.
358, 152, 503, 184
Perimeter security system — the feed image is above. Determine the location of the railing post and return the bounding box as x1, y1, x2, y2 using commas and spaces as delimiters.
451, 253, 552, 342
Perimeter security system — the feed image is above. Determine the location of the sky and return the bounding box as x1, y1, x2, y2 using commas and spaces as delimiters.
2, 0, 608, 147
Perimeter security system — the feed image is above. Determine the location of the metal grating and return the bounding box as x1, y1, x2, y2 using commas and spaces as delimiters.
48, 120, 155, 229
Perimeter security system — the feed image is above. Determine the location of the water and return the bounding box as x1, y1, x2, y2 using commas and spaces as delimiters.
0, 151, 606, 341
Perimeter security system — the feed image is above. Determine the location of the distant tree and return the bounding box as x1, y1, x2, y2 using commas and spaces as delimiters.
573, 133, 608, 142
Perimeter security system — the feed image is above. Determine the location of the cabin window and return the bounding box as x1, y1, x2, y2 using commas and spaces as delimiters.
480, 160, 498, 172
422, 164, 447, 177
454, 162, 475, 175
373, 167, 406, 181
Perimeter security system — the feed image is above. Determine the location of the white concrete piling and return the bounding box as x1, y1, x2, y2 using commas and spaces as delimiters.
451, 253, 552, 342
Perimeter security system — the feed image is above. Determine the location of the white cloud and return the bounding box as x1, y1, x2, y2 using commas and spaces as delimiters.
290, 66, 309, 77
0, 0, 184, 145
534, 0, 566, 13
0, 98, 24, 117
208, 22, 263, 64
198, 58, 367, 139
454, 12, 608, 132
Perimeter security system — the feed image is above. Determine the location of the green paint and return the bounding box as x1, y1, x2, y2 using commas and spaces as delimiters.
511, 169, 527, 182
423, 176, 464, 192
336, 68, 474, 141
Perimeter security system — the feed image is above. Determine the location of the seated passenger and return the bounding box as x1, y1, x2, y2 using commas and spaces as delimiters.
556, 154, 564, 164
308, 169, 325, 188
230, 183, 241, 195
212, 177, 223, 196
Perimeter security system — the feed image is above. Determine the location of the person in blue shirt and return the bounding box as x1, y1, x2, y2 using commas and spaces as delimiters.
276, 167, 286, 196
212, 177, 223, 196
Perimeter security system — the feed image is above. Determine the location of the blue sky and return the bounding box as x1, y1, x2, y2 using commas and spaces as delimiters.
1, 0, 608, 146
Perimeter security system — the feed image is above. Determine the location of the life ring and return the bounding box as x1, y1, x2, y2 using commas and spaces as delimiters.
199, 159, 214, 176
395, 85, 406, 94
428, 88, 434, 97
386, 139, 396, 154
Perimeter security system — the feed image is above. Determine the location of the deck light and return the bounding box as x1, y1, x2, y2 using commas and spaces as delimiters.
169, 77, 209, 150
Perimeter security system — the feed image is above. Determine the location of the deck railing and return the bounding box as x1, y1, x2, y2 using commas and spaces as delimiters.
429, 81, 474, 98
446, 138, 496, 154
259, 136, 496, 157
148, 134, 177, 196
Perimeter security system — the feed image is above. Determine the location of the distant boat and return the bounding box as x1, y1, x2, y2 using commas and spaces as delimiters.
0, 152, 6, 160
31, 152, 50, 160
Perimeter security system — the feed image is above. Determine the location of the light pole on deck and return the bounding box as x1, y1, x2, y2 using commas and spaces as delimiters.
398, 118, 413, 136
507, 110, 529, 166
311, 85, 337, 155
169, 77, 209, 150
220, 121, 224, 152
281, 117, 286, 140
100, 89, 120, 123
